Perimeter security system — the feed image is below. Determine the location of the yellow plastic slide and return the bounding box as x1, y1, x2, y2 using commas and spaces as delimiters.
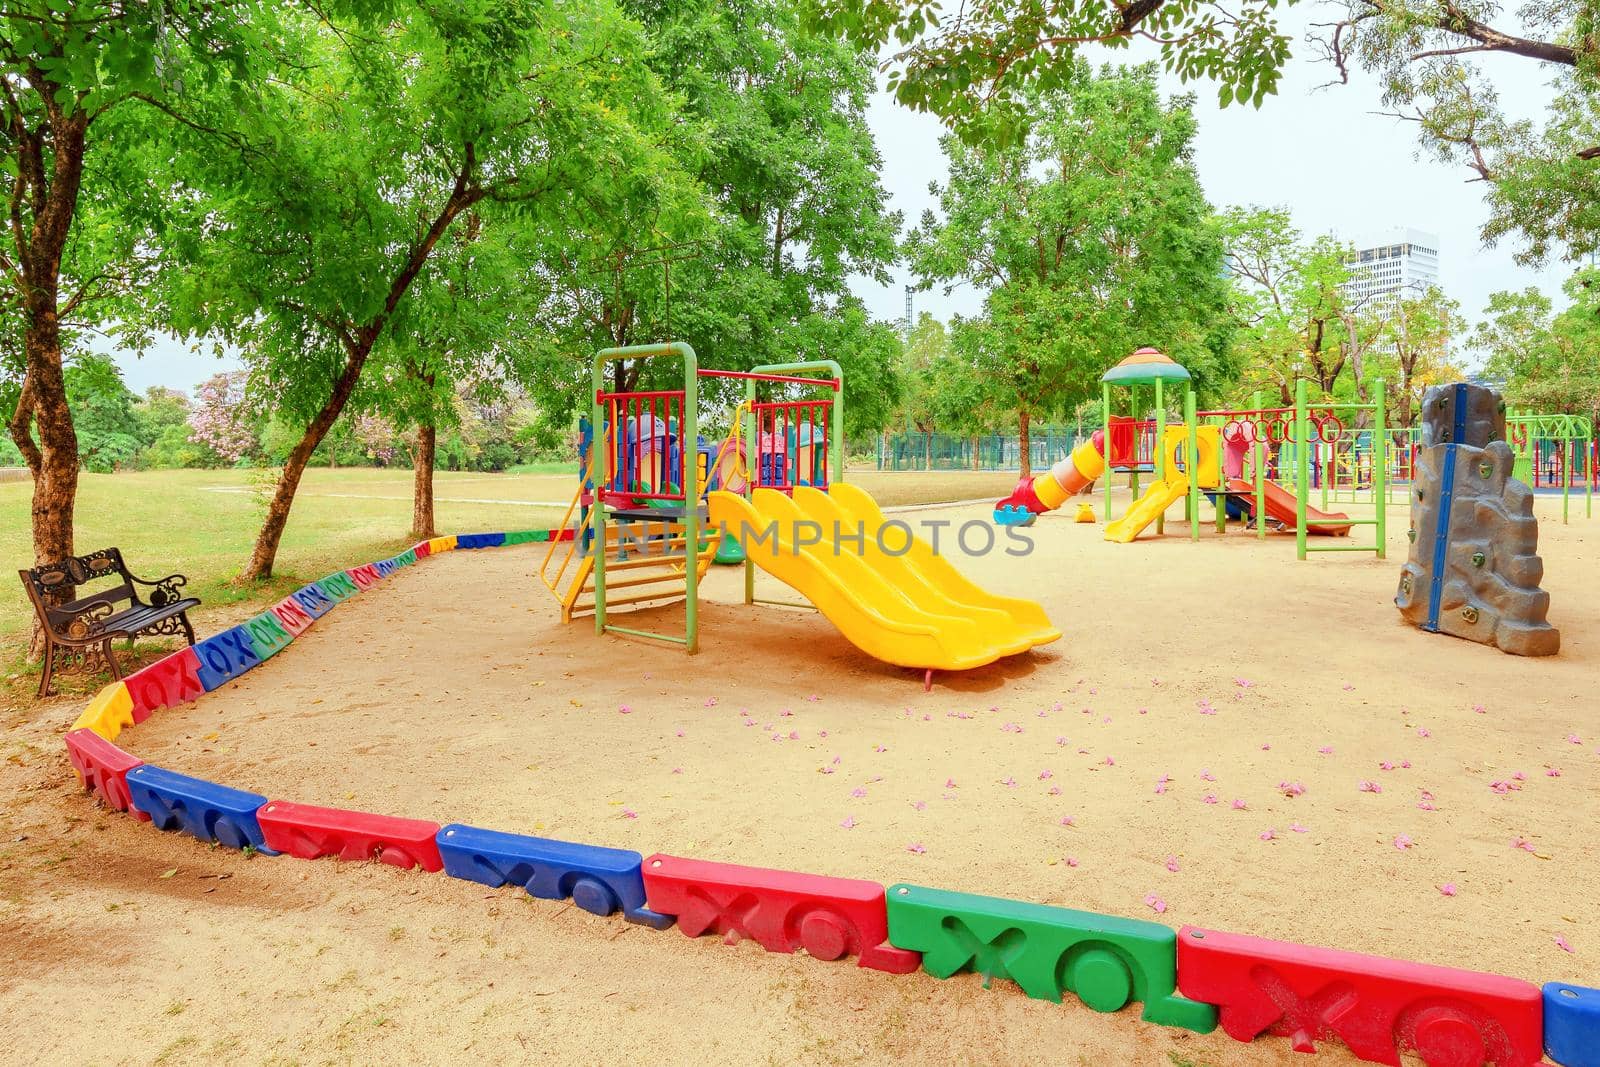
1103, 474, 1191, 543
706, 486, 1059, 673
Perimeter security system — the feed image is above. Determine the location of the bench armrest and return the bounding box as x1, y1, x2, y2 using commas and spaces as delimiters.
127, 570, 191, 608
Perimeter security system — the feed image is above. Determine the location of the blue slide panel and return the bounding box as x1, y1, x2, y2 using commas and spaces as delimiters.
193, 626, 263, 692
437, 823, 671, 929
1545, 982, 1600, 1067
127, 764, 275, 853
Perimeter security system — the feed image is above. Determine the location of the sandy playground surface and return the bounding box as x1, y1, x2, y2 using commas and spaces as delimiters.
3, 490, 1598, 1065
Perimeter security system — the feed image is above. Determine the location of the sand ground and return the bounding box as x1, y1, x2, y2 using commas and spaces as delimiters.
3, 491, 1597, 1065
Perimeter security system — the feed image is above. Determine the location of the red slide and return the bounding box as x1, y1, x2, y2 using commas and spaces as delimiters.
1226, 478, 1353, 536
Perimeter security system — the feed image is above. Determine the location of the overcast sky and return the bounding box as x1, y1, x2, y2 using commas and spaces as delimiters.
115, 6, 1572, 394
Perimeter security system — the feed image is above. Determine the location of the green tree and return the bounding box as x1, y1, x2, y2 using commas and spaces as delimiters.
1317, 0, 1598, 263
142, 0, 681, 579
909, 64, 1232, 477
0, 1, 271, 582
529, 0, 902, 428
1473, 272, 1600, 419
1366, 286, 1467, 430
62, 352, 141, 472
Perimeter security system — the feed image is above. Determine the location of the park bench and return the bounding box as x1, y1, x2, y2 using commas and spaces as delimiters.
19, 548, 199, 697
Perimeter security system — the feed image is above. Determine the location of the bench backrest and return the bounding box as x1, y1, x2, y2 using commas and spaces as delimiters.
19, 548, 137, 638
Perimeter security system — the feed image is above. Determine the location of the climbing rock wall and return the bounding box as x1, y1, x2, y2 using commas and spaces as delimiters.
1395, 384, 1560, 656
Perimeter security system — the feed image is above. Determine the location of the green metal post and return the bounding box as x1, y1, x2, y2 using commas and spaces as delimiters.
1374, 379, 1387, 559
1295, 379, 1309, 561
1186, 389, 1200, 541
1154, 378, 1166, 535
1252, 391, 1265, 540
591, 354, 609, 637
1102, 381, 1112, 521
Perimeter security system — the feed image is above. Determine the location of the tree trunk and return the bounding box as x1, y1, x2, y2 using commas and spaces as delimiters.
1018, 408, 1032, 480
411, 418, 437, 540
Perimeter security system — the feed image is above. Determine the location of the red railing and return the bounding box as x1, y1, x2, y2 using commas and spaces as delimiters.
753, 399, 833, 489
594, 389, 686, 504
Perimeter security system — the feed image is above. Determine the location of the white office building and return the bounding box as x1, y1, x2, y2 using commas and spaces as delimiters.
1343, 228, 1441, 303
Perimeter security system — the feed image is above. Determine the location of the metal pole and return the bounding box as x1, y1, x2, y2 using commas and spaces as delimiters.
1154, 378, 1166, 535
1186, 389, 1200, 541
1102, 381, 1112, 521
1374, 379, 1387, 559
591, 354, 609, 635
682, 350, 700, 654
1295, 379, 1309, 561
1252, 390, 1265, 540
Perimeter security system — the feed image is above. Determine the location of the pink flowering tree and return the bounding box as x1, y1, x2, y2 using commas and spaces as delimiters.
187, 372, 257, 463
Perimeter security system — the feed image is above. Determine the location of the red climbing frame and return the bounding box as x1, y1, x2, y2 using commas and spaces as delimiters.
593, 388, 688, 505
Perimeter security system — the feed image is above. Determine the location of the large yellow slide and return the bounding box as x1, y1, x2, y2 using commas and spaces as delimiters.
706, 485, 1059, 673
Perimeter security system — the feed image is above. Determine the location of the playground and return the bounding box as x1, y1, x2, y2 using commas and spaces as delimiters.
5, 481, 1597, 1063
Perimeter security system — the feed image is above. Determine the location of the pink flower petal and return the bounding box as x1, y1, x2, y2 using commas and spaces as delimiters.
1059, 816, 1075, 827
1512, 837, 1536, 852
1359, 780, 1382, 794
1394, 834, 1414, 850
1260, 828, 1277, 841
618, 705, 632, 714
1001, 776, 1017, 787
1319, 746, 1335, 755
704, 697, 718, 707
1417, 727, 1431, 738
1555, 934, 1573, 953
1102, 756, 1116, 767
1038, 769, 1053, 780
1567, 733, 1582, 745
850, 787, 867, 798
1064, 855, 1078, 867
1547, 767, 1562, 778
1144, 893, 1168, 914
1047, 785, 1061, 796
1165, 855, 1180, 873
1439, 883, 1458, 896
675, 730, 685, 737
905, 843, 925, 855
1202, 793, 1218, 805
839, 816, 856, 829
1289, 822, 1308, 833
912, 800, 926, 811
621, 808, 638, 819
1231, 798, 1247, 810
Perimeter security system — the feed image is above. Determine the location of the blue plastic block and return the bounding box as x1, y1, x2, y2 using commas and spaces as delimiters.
1545, 982, 1600, 1067
436, 824, 671, 928
375, 559, 394, 578
456, 532, 507, 550
291, 583, 336, 619
193, 626, 263, 691
126, 765, 274, 852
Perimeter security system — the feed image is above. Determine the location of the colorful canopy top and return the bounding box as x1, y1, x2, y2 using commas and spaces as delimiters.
1101, 347, 1191, 385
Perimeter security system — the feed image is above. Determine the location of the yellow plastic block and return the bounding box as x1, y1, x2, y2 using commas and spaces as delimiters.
427, 535, 457, 553
70, 681, 135, 743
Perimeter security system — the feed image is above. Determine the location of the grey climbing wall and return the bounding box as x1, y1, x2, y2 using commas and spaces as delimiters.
1394, 383, 1560, 656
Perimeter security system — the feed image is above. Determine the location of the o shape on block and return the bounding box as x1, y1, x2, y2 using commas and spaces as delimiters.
569, 875, 619, 918
1405, 1005, 1489, 1067
798, 910, 852, 961
1057, 940, 1136, 1013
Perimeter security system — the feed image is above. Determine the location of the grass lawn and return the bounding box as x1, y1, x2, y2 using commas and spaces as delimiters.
1, 464, 1021, 703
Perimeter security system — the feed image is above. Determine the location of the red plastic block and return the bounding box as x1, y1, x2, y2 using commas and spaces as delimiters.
123, 648, 204, 723
346, 563, 381, 590
257, 801, 443, 872
271, 596, 315, 636
1176, 926, 1542, 1067
411, 540, 432, 559
63, 729, 148, 819
642, 854, 920, 973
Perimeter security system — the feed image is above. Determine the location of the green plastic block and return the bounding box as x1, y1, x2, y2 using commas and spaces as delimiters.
503, 529, 550, 545
398, 549, 416, 566
885, 884, 1216, 1033
241, 611, 292, 661
316, 572, 359, 601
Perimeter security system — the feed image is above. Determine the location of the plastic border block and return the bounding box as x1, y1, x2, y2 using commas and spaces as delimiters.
374, 559, 395, 578
290, 583, 336, 620
643, 855, 920, 973
70, 681, 136, 741
271, 596, 315, 635
126, 765, 272, 851
503, 530, 549, 545
1543, 983, 1600, 1067
258, 801, 442, 871
411, 540, 431, 559
64, 728, 145, 816
124, 648, 204, 723
887, 884, 1215, 1032
438, 824, 670, 929
346, 563, 381, 590
455, 533, 506, 550
397, 548, 417, 565
193, 626, 263, 692
241, 611, 293, 661
427, 535, 457, 553
1176, 925, 1542, 1065
316, 572, 358, 602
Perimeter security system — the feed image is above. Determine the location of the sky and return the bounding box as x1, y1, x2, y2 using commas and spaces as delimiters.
113, 5, 1571, 395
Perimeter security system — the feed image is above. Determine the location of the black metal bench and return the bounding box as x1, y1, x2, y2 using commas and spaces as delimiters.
19, 548, 199, 697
